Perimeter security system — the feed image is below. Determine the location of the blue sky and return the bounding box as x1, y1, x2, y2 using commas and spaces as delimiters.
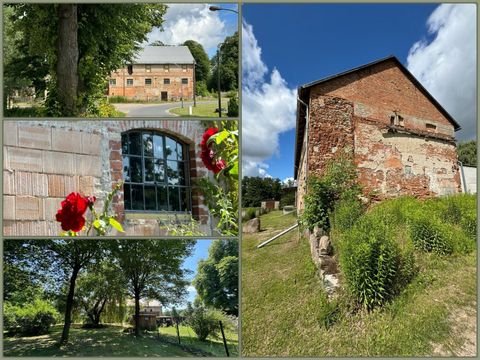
148, 3, 238, 57
242, 4, 477, 181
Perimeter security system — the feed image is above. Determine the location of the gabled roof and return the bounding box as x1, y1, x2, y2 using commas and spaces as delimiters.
294, 55, 461, 179
133, 46, 195, 65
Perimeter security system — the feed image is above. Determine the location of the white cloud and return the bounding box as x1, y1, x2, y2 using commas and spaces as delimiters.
407, 4, 476, 141
148, 4, 236, 56
242, 21, 297, 178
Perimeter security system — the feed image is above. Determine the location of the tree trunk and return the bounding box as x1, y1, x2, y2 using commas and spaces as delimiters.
134, 292, 140, 337
60, 265, 80, 344
56, 4, 79, 116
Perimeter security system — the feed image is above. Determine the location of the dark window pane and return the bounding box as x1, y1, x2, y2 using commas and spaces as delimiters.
166, 137, 177, 160
122, 134, 128, 154
143, 133, 153, 157
154, 159, 165, 183
124, 184, 131, 210
131, 185, 144, 210
130, 157, 142, 183
144, 158, 155, 183
180, 187, 189, 212
122, 156, 130, 182
153, 134, 164, 158
145, 186, 156, 210
178, 161, 186, 185
169, 186, 180, 211
167, 161, 179, 185
177, 143, 184, 160
129, 132, 142, 155
157, 185, 168, 211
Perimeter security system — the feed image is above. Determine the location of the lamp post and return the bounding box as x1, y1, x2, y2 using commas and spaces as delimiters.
209, 6, 238, 117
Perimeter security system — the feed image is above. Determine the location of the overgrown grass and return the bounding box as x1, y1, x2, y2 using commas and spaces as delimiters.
242, 200, 476, 356
158, 325, 238, 357
3, 324, 228, 357
4, 106, 47, 117
170, 99, 229, 117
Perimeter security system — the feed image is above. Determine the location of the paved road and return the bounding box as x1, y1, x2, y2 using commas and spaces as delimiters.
113, 100, 217, 117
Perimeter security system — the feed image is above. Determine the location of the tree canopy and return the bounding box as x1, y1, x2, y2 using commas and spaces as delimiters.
458, 140, 477, 167
183, 40, 211, 95
242, 176, 283, 207
194, 240, 238, 316
209, 32, 238, 92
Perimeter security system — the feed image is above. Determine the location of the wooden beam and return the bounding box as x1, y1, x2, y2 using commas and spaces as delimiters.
257, 223, 299, 249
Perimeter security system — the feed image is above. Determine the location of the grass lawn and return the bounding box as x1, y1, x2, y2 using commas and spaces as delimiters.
242, 210, 476, 357
169, 99, 230, 117
158, 325, 238, 357
3, 324, 226, 357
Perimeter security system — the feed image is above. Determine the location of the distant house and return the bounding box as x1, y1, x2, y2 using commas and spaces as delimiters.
295, 56, 462, 210
108, 46, 195, 101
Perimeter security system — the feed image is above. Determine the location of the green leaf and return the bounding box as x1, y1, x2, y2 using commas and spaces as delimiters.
109, 217, 124, 232
93, 219, 103, 229
229, 162, 238, 176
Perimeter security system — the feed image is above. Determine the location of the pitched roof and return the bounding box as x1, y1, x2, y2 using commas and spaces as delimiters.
294, 55, 461, 179
133, 46, 195, 64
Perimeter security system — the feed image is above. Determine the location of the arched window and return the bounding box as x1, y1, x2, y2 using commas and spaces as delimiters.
121, 130, 191, 212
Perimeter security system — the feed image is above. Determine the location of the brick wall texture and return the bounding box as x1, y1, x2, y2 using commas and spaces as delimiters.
296, 59, 461, 209
3, 120, 214, 236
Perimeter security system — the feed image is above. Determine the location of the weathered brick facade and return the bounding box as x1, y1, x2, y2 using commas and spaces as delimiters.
108, 46, 195, 101
295, 56, 462, 210
3, 120, 215, 236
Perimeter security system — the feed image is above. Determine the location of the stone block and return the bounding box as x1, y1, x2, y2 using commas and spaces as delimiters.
64, 175, 80, 194
82, 132, 102, 155
243, 218, 260, 234
44, 197, 63, 221
18, 125, 51, 149
3, 221, 16, 236
319, 235, 332, 255
3, 170, 15, 195
6, 147, 43, 172
3, 121, 18, 146
48, 175, 66, 197
43, 151, 75, 175
16, 221, 47, 236
75, 154, 102, 176
79, 176, 96, 195
15, 171, 48, 196
3, 195, 16, 220
52, 128, 82, 153
16, 196, 43, 220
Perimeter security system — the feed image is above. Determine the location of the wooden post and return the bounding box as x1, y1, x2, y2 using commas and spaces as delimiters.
257, 223, 299, 248
219, 320, 229, 357
175, 319, 181, 344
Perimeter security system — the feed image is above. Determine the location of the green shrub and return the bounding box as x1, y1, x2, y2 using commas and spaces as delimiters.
227, 95, 239, 117
317, 296, 341, 329
409, 216, 453, 255
196, 81, 210, 97
280, 191, 296, 208
5, 299, 59, 336
108, 96, 129, 103
300, 154, 361, 232
339, 214, 409, 310
184, 303, 223, 341
243, 208, 257, 221
331, 197, 365, 233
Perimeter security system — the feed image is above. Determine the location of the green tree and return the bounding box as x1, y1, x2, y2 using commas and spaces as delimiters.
194, 240, 238, 316
6, 3, 167, 116
242, 176, 283, 207
183, 40, 211, 96
112, 239, 195, 337
457, 140, 476, 167
209, 32, 238, 92
75, 260, 126, 327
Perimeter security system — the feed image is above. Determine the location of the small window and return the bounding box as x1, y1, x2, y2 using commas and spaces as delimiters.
145, 65, 151, 72
109, 79, 116, 86
181, 78, 188, 85
127, 65, 133, 75
126, 79, 133, 86
164, 78, 170, 85
164, 64, 169, 72
426, 123, 437, 132
145, 78, 152, 86
404, 165, 412, 175
182, 65, 187, 72
398, 116, 404, 127
390, 115, 395, 126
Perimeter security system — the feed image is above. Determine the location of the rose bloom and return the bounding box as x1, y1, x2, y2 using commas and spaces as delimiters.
56, 192, 89, 232
200, 128, 227, 174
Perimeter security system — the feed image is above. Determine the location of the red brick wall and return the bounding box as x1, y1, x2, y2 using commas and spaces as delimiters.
3, 120, 214, 236
109, 64, 194, 101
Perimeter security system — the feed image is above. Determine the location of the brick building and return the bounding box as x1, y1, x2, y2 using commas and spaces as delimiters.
3, 120, 219, 236
295, 56, 462, 210
108, 46, 195, 101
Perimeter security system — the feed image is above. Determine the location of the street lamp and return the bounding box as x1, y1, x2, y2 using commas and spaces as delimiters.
209, 6, 239, 14
209, 6, 239, 117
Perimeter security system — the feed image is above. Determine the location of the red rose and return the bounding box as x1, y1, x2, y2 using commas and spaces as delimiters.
200, 128, 227, 174
56, 192, 89, 232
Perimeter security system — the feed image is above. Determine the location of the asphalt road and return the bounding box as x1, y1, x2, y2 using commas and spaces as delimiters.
113, 100, 217, 117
